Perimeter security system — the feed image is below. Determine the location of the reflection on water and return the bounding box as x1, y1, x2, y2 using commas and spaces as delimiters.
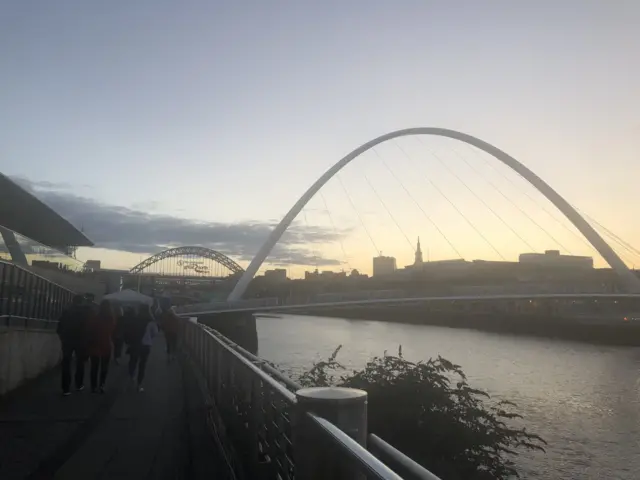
256, 314, 640, 479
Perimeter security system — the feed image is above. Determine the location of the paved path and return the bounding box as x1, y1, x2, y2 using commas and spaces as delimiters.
0, 340, 227, 479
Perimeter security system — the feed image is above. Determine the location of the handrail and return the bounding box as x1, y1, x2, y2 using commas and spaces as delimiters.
369, 435, 442, 480
177, 292, 640, 315
200, 324, 297, 404
0, 259, 73, 293
185, 320, 443, 479
207, 325, 441, 479
0, 315, 59, 331
307, 413, 404, 480
0, 315, 58, 320
1, 260, 76, 321
207, 328, 303, 391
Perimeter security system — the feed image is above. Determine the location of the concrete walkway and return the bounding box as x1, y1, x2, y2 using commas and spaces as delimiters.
0, 340, 226, 479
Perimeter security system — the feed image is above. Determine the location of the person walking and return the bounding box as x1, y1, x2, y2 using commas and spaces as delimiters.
160, 306, 180, 363
87, 300, 116, 393
112, 305, 128, 365
127, 305, 158, 392
57, 295, 91, 396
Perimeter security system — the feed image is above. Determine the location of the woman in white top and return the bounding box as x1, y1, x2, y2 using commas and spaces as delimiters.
127, 305, 159, 392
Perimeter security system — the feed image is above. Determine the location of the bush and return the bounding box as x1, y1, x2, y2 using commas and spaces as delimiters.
297, 346, 545, 479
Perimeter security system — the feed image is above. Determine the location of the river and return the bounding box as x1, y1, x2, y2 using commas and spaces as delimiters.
255, 314, 640, 479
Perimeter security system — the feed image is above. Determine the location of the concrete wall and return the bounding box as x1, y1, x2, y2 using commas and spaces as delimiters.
0, 318, 61, 396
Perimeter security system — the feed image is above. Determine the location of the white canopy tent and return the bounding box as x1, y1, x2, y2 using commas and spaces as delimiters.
103, 289, 154, 306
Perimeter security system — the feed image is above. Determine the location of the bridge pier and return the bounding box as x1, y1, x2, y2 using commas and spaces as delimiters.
197, 311, 258, 354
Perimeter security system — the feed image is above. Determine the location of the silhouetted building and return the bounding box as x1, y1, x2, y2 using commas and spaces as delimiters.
304, 269, 347, 281
519, 250, 593, 269
349, 269, 369, 279
85, 260, 101, 271
264, 268, 287, 282
373, 255, 397, 277
414, 237, 424, 265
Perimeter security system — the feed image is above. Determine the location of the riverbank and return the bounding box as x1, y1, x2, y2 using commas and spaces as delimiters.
282, 306, 640, 346
256, 314, 640, 479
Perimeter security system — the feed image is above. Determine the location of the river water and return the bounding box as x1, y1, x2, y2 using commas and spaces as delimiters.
256, 314, 640, 479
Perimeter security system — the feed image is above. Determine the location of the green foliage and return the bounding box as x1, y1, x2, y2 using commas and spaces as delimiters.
297, 345, 545, 480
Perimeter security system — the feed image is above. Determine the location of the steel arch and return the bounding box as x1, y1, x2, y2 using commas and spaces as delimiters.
129, 246, 244, 275
228, 127, 640, 300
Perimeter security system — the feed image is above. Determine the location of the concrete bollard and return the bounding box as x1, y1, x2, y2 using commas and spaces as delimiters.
293, 386, 368, 479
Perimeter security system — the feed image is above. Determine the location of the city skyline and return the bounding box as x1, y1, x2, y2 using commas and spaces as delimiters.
1, 2, 639, 276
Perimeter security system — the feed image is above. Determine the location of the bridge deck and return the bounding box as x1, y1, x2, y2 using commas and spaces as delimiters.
0, 342, 226, 480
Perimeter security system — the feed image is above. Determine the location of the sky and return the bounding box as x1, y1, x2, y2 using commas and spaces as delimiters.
1, 1, 639, 276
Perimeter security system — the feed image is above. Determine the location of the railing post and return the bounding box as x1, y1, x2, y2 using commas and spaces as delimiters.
16, 268, 25, 317
246, 375, 262, 477
293, 387, 368, 479
215, 341, 223, 402
29, 276, 38, 320
0, 263, 7, 316
6, 265, 16, 315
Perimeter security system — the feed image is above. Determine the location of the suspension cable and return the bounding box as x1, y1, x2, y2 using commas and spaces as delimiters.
373, 149, 463, 258
576, 210, 640, 265
461, 143, 640, 269
451, 146, 572, 253
580, 212, 640, 258
336, 173, 381, 255
460, 143, 596, 254
301, 208, 319, 271
414, 138, 537, 253
392, 141, 505, 260
451, 142, 574, 253
600, 232, 640, 266
609, 244, 638, 269
362, 171, 415, 253
318, 190, 352, 271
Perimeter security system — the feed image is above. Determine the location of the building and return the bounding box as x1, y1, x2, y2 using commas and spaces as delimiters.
373, 255, 397, 277
519, 250, 593, 269
412, 258, 471, 279
0, 173, 105, 297
304, 269, 347, 281
85, 260, 102, 271
0, 173, 93, 258
264, 268, 287, 282
414, 237, 424, 265
400, 237, 427, 273
349, 269, 369, 279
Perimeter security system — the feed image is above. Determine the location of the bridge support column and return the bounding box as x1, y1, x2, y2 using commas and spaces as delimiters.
293, 387, 368, 479
197, 312, 258, 354
0, 227, 28, 266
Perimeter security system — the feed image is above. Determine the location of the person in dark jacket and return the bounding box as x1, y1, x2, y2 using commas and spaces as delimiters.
57, 294, 91, 396
112, 305, 128, 365
87, 300, 116, 393
160, 306, 180, 363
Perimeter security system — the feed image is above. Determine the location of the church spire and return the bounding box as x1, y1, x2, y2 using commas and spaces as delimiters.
414, 237, 423, 265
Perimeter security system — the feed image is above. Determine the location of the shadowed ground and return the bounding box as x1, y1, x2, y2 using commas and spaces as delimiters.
0, 341, 226, 479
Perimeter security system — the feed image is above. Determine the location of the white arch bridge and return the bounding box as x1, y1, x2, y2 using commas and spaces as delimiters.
179, 127, 640, 316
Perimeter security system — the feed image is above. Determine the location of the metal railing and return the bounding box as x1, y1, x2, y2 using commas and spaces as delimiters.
182, 319, 441, 479
177, 291, 640, 317
0, 259, 74, 324
175, 297, 280, 315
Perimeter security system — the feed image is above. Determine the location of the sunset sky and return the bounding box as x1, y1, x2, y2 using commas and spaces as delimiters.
1, 1, 639, 277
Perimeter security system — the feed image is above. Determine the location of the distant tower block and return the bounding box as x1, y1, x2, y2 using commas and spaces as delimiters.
414, 237, 424, 266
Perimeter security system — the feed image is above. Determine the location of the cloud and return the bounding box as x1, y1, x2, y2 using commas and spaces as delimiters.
10, 177, 346, 267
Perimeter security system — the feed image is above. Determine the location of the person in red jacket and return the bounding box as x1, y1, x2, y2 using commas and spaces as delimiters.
87, 299, 116, 393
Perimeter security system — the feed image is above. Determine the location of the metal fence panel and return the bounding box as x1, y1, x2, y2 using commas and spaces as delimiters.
182, 320, 442, 480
